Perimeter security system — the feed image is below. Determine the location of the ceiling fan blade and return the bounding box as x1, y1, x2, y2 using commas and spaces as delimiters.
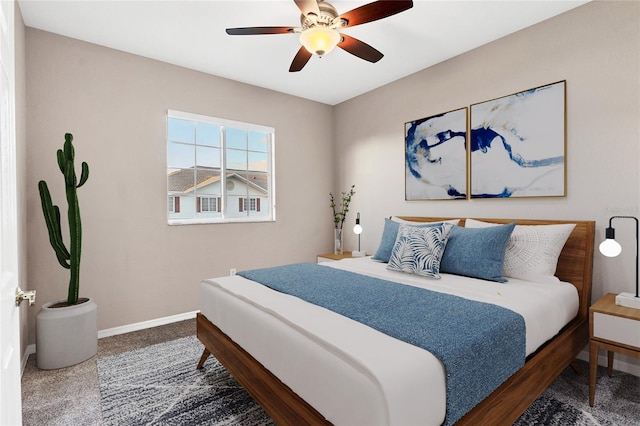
338, 0, 413, 28
289, 46, 313, 72
293, 0, 320, 17
337, 34, 383, 63
226, 27, 296, 35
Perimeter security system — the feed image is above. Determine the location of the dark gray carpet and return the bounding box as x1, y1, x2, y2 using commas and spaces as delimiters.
98, 335, 639, 425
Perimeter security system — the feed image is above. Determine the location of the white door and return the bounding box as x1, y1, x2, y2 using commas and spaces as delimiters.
0, 0, 23, 424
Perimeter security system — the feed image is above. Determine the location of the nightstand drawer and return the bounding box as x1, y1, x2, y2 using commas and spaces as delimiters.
593, 312, 640, 349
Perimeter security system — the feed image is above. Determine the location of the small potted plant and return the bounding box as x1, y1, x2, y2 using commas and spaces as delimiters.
329, 185, 355, 255
35, 133, 97, 369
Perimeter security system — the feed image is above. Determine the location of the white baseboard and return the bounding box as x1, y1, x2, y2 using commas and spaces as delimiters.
22, 310, 199, 375
22, 344, 36, 374
97, 310, 198, 339
577, 348, 640, 377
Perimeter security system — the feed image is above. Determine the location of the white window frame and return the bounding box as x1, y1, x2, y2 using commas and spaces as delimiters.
167, 110, 275, 225
200, 196, 217, 212
239, 197, 261, 213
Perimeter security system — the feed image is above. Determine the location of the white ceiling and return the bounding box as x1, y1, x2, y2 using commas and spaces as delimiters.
18, 0, 589, 105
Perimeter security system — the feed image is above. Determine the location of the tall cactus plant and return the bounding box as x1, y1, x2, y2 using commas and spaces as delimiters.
38, 133, 89, 306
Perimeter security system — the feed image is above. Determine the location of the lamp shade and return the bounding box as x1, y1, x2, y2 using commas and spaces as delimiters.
299, 27, 340, 56
599, 238, 622, 257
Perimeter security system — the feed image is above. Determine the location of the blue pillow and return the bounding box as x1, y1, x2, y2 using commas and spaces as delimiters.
440, 223, 516, 282
372, 218, 444, 262
387, 223, 454, 279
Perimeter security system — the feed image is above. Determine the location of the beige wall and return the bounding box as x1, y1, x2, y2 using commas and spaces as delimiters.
25, 29, 334, 343
334, 0, 639, 369
23, 1, 639, 368
335, 0, 639, 300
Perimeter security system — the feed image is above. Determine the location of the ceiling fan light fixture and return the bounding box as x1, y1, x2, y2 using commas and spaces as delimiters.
299, 26, 340, 57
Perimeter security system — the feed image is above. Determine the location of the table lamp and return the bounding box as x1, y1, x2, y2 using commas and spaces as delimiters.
352, 212, 365, 257
599, 215, 639, 309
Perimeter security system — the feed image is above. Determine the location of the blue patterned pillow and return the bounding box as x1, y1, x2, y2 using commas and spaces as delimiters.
372, 218, 457, 262
386, 223, 454, 279
440, 223, 516, 282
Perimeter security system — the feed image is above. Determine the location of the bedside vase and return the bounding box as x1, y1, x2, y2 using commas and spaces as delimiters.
334, 228, 343, 255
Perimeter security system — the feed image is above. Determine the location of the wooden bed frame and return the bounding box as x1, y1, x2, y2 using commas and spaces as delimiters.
197, 217, 595, 425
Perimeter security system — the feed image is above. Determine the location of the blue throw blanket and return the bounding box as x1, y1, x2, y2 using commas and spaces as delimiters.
239, 263, 525, 425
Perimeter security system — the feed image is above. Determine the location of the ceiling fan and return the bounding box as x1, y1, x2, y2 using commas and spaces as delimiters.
226, 0, 414, 72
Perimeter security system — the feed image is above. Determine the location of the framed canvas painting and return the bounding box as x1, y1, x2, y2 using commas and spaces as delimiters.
469, 80, 566, 198
405, 107, 467, 200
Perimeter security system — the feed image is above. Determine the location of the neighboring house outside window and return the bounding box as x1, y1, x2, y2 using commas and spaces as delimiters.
167, 110, 275, 224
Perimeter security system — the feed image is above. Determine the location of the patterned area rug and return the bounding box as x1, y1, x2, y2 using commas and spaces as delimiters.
514, 359, 640, 426
97, 335, 274, 425
98, 335, 639, 425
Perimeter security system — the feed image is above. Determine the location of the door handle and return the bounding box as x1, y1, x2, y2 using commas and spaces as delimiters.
15, 287, 36, 307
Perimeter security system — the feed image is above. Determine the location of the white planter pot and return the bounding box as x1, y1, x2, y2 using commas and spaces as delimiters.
36, 297, 98, 370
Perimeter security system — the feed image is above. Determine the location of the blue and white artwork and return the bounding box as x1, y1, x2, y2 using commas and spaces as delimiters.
405, 108, 467, 200
470, 81, 566, 198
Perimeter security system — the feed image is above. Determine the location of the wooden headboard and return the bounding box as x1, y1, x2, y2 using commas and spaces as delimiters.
396, 217, 596, 320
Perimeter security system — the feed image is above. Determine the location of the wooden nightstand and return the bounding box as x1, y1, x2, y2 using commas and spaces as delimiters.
316, 252, 354, 263
589, 292, 640, 406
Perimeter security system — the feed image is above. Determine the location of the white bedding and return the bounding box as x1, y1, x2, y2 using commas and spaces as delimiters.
200, 257, 579, 426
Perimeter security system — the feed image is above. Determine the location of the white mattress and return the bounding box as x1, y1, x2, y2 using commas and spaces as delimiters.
200, 257, 579, 425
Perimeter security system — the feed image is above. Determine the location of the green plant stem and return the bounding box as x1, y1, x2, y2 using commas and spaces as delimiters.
330, 185, 355, 230
38, 133, 89, 306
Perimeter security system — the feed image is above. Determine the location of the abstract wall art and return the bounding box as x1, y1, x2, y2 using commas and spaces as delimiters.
405, 107, 467, 200
469, 81, 566, 198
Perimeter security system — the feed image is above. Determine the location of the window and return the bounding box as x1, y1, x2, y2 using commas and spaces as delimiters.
239, 197, 260, 212
168, 196, 180, 213
167, 110, 275, 224
198, 196, 219, 212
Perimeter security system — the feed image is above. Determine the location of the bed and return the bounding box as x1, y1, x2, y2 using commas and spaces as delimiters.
196, 217, 594, 425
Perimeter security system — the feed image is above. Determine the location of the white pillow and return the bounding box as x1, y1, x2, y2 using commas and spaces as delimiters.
464, 219, 575, 283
